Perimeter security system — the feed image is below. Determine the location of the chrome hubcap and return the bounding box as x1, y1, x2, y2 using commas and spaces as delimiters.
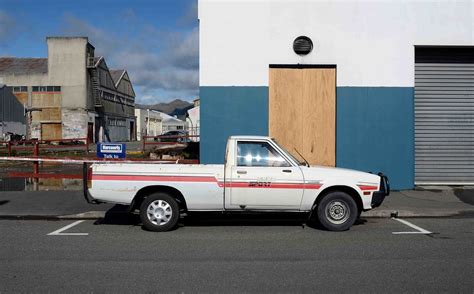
326, 200, 349, 224
147, 200, 173, 226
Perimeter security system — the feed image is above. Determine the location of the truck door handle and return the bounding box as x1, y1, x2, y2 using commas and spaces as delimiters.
237, 170, 247, 174
282, 169, 292, 173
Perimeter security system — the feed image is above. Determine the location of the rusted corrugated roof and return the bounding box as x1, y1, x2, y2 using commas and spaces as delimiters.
109, 69, 125, 85
0, 58, 48, 75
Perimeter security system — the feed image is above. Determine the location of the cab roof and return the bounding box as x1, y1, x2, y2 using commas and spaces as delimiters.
229, 136, 271, 140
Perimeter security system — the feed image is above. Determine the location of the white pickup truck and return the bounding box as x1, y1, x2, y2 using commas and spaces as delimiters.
84, 136, 389, 231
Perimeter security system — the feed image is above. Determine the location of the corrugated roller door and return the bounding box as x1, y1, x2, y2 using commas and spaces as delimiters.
415, 47, 474, 184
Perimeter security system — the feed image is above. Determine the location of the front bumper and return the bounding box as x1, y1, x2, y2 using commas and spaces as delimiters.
371, 173, 390, 208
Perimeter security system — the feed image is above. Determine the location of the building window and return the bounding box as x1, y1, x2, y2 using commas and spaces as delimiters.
12, 86, 28, 92
117, 119, 125, 127
107, 118, 126, 127
47, 86, 61, 92
32, 86, 61, 92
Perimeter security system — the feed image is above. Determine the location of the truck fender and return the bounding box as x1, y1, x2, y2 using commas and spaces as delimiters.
129, 185, 188, 213
313, 185, 363, 214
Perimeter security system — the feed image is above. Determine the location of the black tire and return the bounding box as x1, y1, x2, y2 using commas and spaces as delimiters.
316, 191, 358, 231
140, 193, 179, 232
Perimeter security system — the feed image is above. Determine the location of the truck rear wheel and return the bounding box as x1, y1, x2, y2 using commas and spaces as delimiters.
316, 191, 358, 231
140, 193, 179, 232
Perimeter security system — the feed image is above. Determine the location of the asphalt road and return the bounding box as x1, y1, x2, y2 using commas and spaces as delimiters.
1, 217, 473, 293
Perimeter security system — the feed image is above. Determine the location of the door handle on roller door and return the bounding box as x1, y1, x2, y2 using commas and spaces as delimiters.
282, 169, 292, 173
237, 170, 247, 175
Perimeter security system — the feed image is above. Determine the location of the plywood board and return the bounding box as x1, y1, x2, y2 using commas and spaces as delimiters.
302, 68, 336, 166
13, 93, 28, 105
269, 68, 304, 154
269, 67, 336, 166
32, 93, 61, 107
41, 123, 62, 140
32, 108, 61, 121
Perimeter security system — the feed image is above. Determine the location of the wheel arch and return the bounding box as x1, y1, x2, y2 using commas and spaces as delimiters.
314, 185, 363, 214
130, 185, 188, 213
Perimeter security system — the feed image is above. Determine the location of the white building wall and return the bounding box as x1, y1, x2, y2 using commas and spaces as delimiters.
135, 109, 163, 140
162, 117, 186, 132
62, 109, 88, 139
199, 0, 473, 87
186, 106, 200, 141
47, 37, 88, 109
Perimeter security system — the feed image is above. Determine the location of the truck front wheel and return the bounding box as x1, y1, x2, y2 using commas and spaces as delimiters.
316, 191, 358, 231
140, 193, 179, 232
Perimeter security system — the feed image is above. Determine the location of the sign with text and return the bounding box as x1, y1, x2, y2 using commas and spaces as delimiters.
97, 143, 126, 159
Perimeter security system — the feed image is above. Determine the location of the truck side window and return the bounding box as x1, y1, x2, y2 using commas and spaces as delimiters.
237, 141, 290, 167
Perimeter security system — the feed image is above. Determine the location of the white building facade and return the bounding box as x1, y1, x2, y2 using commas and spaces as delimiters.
135, 109, 163, 140
186, 99, 200, 141
160, 112, 187, 133
198, 0, 473, 189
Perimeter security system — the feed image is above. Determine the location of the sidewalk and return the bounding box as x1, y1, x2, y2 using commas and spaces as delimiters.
0, 187, 472, 220
362, 186, 474, 218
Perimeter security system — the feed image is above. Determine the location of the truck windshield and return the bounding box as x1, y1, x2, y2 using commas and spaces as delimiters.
271, 139, 307, 166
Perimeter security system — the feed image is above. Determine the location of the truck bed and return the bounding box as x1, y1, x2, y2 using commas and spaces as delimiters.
89, 163, 225, 209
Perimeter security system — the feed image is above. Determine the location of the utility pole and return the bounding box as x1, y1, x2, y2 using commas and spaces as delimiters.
147, 108, 150, 136
1, 87, 4, 138
24, 107, 42, 140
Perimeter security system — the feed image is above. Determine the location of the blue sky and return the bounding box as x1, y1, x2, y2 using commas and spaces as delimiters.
0, 0, 198, 104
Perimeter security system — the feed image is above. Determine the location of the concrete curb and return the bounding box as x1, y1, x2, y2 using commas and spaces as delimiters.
362, 209, 474, 218
58, 211, 108, 219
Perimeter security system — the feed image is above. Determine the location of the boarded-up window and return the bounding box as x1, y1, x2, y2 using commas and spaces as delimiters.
41, 123, 62, 140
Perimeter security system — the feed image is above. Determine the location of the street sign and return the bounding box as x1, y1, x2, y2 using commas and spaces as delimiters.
97, 143, 126, 159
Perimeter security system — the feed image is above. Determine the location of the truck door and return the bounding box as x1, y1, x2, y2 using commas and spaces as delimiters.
227, 140, 304, 210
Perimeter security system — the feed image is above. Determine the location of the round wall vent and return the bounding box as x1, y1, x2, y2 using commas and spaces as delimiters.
293, 36, 313, 55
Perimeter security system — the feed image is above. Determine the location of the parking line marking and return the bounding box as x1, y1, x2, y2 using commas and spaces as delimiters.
391, 218, 432, 235
47, 220, 88, 236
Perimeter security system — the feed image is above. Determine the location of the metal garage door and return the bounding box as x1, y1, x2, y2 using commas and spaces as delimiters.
415, 47, 474, 184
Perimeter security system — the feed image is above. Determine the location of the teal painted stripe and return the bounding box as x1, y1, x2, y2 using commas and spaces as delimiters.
200, 86, 268, 164
336, 87, 414, 190
199, 86, 414, 190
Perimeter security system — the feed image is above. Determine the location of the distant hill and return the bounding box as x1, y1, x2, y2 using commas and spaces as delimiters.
136, 99, 193, 117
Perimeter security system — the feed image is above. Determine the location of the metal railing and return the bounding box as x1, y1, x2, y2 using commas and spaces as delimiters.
0, 137, 89, 157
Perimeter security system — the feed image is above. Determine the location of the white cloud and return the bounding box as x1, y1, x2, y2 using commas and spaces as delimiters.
62, 14, 121, 55
61, 7, 199, 104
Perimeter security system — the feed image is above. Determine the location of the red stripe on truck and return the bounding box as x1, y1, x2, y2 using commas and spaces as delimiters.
220, 182, 321, 189
92, 174, 217, 183
92, 174, 321, 190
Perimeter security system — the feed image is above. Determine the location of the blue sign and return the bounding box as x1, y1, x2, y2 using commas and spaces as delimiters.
97, 143, 126, 159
